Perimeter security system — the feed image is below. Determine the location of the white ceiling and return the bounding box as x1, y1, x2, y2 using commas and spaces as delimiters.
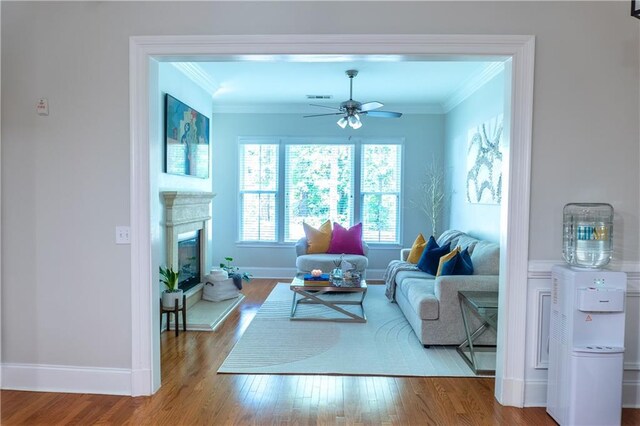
174, 59, 504, 113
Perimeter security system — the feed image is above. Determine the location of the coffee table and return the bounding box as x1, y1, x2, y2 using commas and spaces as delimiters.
290, 276, 367, 323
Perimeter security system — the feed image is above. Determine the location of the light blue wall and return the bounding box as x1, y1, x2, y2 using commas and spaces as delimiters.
211, 113, 444, 273
149, 62, 213, 384
444, 71, 505, 243
152, 62, 213, 277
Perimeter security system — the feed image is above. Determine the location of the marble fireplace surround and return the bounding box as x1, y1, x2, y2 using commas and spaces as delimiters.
161, 191, 215, 299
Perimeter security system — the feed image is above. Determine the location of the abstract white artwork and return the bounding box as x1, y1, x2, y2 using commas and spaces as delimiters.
466, 114, 504, 204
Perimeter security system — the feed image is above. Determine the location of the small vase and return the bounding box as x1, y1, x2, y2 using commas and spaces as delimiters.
162, 289, 183, 309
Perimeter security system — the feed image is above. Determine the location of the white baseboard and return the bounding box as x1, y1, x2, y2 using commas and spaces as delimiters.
131, 368, 152, 396
525, 379, 640, 408
1, 363, 132, 395
243, 266, 296, 279
496, 377, 526, 407
524, 379, 548, 407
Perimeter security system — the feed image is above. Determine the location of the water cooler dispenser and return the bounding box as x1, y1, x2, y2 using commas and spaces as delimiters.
547, 203, 627, 425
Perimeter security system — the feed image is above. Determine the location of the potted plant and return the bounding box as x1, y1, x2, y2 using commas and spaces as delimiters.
160, 265, 183, 309
219, 256, 252, 286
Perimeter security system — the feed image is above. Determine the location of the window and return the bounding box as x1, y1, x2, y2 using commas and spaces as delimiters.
238, 138, 402, 245
285, 144, 353, 241
239, 144, 278, 241
361, 145, 402, 243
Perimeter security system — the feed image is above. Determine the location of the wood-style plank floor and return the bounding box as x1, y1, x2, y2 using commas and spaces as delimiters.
2, 279, 638, 425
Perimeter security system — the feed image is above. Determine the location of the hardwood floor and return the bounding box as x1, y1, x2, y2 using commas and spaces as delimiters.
2, 279, 639, 425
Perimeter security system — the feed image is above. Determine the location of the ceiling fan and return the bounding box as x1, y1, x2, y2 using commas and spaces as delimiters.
304, 69, 403, 129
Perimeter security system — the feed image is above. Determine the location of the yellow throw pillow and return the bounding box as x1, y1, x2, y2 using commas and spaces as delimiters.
303, 220, 332, 254
407, 233, 427, 264
436, 247, 460, 277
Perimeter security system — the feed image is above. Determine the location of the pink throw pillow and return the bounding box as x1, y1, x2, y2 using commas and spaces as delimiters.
327, 222, 364, 255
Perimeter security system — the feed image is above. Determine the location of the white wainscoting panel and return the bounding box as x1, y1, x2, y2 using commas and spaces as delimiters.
1, 363, 132, 395
525, 261, 640, 407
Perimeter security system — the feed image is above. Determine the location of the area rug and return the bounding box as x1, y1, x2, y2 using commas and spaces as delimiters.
219, 284, 484, 377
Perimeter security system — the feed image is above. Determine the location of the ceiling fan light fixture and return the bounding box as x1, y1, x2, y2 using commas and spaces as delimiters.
348, 113, 362, 129
337, 117, 348, 128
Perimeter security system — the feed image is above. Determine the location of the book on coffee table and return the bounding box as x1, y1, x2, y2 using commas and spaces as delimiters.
303, 273, 331, 286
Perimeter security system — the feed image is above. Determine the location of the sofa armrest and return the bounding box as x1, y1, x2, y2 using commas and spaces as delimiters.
433, 275, 499, 304
295, 238, 308, 256
433, 275, 498, 318
400, 248, 411, 261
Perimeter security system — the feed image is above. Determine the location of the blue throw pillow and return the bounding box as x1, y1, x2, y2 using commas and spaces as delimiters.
456, 248, 474, 275
439, 248, 474, 276
417, 237, 451, 276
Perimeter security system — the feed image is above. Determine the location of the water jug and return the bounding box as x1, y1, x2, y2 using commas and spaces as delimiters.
563, 203, 613, 269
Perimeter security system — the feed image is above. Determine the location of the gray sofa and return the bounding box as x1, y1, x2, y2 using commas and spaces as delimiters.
393, 230, 499, 346
295, 237, 369, 276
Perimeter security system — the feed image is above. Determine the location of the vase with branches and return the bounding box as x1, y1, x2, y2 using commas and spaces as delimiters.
412, 157, 446, 238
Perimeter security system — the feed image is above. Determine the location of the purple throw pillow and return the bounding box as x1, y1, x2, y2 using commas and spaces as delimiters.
327, 222, 364, 255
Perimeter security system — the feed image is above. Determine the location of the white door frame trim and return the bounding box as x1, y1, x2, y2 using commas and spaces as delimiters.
129, 34, 535, 406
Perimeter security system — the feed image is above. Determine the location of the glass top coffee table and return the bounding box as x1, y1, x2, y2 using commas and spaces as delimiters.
290, 276, 367, 323
457, 290, 498, 375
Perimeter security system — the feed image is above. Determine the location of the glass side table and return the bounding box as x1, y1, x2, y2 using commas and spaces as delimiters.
456, 290, 498, 375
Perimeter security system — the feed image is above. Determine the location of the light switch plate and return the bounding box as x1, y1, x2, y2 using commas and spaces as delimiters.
116, 226, 130, 244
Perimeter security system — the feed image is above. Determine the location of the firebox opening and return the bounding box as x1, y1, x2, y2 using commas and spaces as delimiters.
177, 230, 200, 292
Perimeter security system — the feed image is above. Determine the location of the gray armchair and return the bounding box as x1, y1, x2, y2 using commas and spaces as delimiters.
295, 237, 369, 277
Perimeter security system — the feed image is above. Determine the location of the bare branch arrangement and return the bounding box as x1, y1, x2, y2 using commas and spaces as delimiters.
412, 157, 445, 238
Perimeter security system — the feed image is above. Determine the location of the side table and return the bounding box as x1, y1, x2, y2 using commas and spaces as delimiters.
456, 290, 498, 374
160, 295, 187, 336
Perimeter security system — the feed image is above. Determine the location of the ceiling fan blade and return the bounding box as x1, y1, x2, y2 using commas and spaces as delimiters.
360, 101, 383, 112
303, 112, 344, 118
364, 110, 403, 118
309, 104, 341, 111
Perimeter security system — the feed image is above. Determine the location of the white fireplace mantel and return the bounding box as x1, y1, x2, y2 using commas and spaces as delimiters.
161, 191, 215, 274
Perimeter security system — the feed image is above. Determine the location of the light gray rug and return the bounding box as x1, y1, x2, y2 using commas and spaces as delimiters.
219, 283, 482, 377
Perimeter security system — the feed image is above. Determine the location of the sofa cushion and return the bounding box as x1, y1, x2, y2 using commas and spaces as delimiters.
470, 241, 500, 275
395, 269, 434, 290
399, 278, 439, 320
327, 222, 364, 255
454, 235, 479, 255
303, 220, 332, 254
417, 237, 450, 275
407, 233, 427, 264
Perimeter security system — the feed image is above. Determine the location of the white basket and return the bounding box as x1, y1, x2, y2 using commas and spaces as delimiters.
202, 278, 239, 302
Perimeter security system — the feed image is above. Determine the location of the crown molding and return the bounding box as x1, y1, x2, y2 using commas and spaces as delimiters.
442, 61, 505, 113
172, 62, 219, 96
211, 103, 443, 114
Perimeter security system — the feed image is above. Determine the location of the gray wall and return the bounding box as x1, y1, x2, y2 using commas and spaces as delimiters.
210, 113, 443, 273
444, 70, 505, 243
1, 1, 638, 388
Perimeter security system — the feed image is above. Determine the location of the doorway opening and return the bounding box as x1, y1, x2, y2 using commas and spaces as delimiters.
130, 35, 534, 406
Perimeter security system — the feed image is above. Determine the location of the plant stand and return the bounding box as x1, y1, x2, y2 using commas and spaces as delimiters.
160, 295, 187, 336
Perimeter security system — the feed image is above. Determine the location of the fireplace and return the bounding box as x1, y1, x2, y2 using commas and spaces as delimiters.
162, 191, 215, 295
177, 230, 201, 292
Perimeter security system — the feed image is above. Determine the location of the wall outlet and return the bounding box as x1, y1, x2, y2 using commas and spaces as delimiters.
116, 226, 131, 244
